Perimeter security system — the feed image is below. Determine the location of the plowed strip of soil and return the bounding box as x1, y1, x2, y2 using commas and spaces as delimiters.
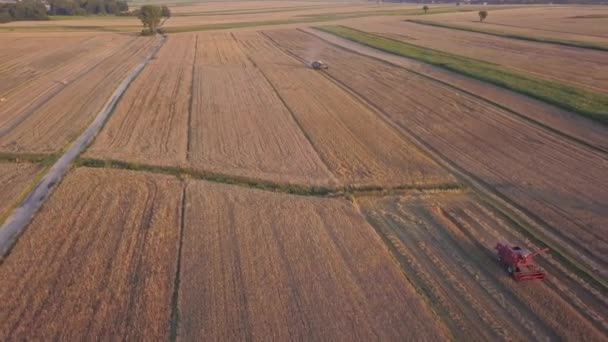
0, 168, 182, 341
265, 29, 608, 277
85, 34, 195, 166
189, 32, 335, 186
359, 193, 607, 341
235, 31, 454, 188
0, 162, 45, 219
179, 179, 448, 340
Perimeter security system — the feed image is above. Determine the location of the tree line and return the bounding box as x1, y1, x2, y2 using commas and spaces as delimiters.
0, 0, 132, 23
1, 0, 49, 23
47, 0, 128, 16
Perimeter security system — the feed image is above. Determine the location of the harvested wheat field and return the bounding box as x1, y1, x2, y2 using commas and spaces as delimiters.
179, 179, 447, 340
0, 33, 128, 121
424, 6, 608, 39
0, 167, 182, 341
85, 34, 195, 166
304, 27, 608, 151
164, 2, 412, 28
350, 20, 608, 92
0, 162, 45, 219
0, 33, 100, 94
359, 193, 607, 341
235, 31, 455, 188
189, 32, 335, 186
0, 35, 159, 154
266, 29, 608, 278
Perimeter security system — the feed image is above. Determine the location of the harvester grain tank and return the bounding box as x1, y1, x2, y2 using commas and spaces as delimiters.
496, 241, 548, 281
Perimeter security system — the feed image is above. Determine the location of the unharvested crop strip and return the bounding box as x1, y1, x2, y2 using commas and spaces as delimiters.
76, 158, 463, 197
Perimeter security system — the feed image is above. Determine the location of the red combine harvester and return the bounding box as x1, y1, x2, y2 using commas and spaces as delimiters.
496, 241, 548, 281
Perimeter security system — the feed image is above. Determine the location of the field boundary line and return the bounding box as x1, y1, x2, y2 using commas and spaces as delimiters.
170, 184, 187, 342
300, 27, 608, 155
287, 32, 608, 291
186, 34, 198, 162
0, 35, 166, 260
76, 157, 464, 197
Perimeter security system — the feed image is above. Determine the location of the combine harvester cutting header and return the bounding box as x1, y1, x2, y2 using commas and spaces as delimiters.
496, 241, 549, 281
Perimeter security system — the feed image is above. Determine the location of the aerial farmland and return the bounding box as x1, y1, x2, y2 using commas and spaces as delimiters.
0, 1, 607, 340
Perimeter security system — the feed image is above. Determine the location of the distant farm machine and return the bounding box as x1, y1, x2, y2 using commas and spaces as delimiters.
311, 60, 328, 70
496, 241, 548, 281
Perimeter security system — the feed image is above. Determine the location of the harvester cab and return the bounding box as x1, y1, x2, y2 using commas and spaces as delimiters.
496, 241, 548, 281
311, 60, 328, 70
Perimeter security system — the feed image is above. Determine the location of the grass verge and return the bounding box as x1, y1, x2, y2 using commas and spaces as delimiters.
0, 152, 57, 165
407, 19, 608, 51
316, 25, 608, 124
76, 157, 463, 197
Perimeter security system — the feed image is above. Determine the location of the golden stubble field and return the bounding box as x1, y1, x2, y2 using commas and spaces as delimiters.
0, 168, 183, 340
423, 6, 608, 40
87, 31, 455, 188
1, 2, 607, 340
180, 178, 447, 340
348, 19, 608, 93
0, 32, 159, 153
0, 167, 449, 340
266, 29, 608, 278
359, 192, 607, 341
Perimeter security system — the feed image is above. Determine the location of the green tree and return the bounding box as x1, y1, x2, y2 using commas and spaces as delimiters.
161, 5, 170, 18
422, 5, 429, 14
479, 10, 488, 22
117, 1, 128, 12
138, 5, 161, 34
9, 0, 48, 20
